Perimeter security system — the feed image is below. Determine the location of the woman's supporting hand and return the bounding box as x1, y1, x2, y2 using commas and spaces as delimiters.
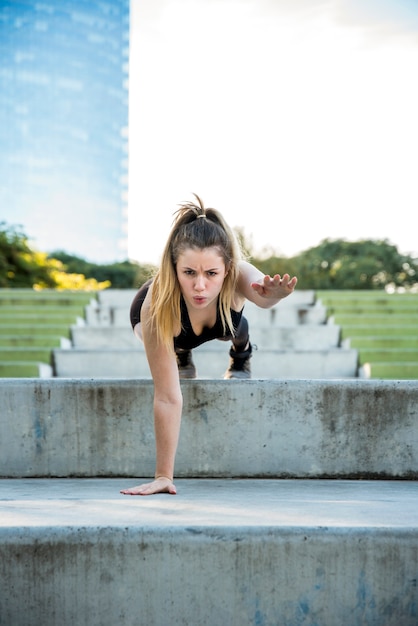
120, 476, 177, 496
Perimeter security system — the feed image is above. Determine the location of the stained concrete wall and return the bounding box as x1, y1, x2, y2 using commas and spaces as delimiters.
2, 523, 417, 626
1, 378, 417, 478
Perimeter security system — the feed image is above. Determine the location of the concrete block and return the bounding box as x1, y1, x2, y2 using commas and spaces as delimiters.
97, 289, 138, 306
1, 378, 417, 479
70, 324, 341, 350
244, 301, 327, 326
52, 345, 358, 378
0, 479, 417, 626
71, 325, 138, 349
97, 289, 316, 308
85, 291, 324, 327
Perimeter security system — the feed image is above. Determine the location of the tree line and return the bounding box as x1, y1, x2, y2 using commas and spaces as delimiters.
1, 221, 417, 291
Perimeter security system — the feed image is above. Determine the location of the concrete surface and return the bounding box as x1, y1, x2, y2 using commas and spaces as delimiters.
1, 479, 417, 626
57, 289, 354, 378
1, 378, 417, 479
52, 345, 359, 378
84, 290, 322, 327
70, 322, 342, 350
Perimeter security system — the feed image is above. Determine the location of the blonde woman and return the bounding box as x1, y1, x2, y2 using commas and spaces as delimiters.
121, 195, 297, 496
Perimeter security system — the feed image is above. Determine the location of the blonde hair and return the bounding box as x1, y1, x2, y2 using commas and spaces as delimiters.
149, 194, 242, 351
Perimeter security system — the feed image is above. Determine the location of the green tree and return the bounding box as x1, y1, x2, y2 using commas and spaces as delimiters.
50, 251, 157, 289
0, 222, 109, 290
291, 238, 418, 290
0, 222, 55, 287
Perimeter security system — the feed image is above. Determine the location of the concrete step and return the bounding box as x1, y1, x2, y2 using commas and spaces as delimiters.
85, 303, 328, 327
70, 323, 342, 350
85, 291, 326, 327
96, 289, 317, 308
1, 379, 417, 479
1, 478, 417, 626
52, 345, 359, 378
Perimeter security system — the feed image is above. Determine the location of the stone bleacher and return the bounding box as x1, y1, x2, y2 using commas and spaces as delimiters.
1, 377, 417, 625
52, 289, 361, 378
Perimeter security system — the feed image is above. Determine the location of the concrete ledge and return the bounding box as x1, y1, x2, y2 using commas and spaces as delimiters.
1, 378, 417, 478
85, 291, 324, 327
52, 346, 358, 378
0, 479, 417, 626
70, 323, 342, 350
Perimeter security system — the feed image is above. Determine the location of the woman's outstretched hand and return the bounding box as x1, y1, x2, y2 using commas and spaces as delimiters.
120, 476, 177, 496
251, 273, 297, 299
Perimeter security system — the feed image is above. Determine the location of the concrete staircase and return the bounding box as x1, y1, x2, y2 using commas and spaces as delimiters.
52, 289, 361, 378
1, 377, 418, 625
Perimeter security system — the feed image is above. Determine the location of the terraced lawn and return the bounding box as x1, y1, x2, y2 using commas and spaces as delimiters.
317, 290, 418, 379
0, 289, 96, 377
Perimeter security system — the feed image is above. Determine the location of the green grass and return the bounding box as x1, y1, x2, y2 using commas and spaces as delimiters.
350, 336, 418, 349
316, 290, 418, 379
0, 335, 64, 347
0, 325, 73, 338
333, 314, 418, 327
0, 289, 97, 377
340, 325, 418, 338
369, 363, 418, 380
0, 362, 44, 377
0, 347, 54, 363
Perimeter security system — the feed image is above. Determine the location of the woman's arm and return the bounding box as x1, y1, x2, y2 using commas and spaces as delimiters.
236, 260, 297, 309
121, 294, 182, 496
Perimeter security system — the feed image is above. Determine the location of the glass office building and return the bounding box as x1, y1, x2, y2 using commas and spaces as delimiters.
0, 0, 129, 262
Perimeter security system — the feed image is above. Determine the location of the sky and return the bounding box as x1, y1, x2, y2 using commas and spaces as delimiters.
128, 0, 418, 266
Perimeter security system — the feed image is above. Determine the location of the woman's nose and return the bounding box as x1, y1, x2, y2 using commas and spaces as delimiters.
194, 275, 205, 290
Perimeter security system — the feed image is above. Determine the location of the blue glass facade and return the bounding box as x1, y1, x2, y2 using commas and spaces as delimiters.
0, 0, 129, 262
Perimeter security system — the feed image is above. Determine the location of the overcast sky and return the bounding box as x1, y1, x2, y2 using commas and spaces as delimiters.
128, 0, 418, 265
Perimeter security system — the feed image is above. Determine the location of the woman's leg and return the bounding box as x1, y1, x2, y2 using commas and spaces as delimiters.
224, 316, 253, 379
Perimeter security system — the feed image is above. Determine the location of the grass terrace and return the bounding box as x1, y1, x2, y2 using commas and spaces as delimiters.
317, 290, 418, 379
0, 289, 96, 377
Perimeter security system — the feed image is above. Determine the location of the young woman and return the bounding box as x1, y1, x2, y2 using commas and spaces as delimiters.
121, 195, 297, 496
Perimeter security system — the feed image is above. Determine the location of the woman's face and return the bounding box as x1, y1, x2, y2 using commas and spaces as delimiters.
176, 246, 228, 312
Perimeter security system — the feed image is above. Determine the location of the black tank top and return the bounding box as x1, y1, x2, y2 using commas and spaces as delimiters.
130, 281, 243, 350
173, 296, 244, 350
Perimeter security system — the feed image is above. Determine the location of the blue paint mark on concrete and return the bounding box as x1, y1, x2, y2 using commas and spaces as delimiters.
253, 596, 266, 626
34, 413, 45, 453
